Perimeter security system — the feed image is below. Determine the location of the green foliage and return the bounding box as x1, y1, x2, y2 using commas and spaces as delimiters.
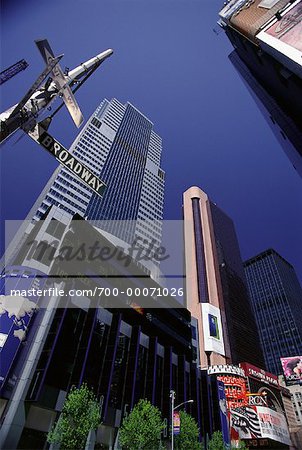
47, 383, 101, 450
232, 440, 247, 449
208, 431, 247, 450
119, 399, 164, 449
174, 410, 202, 450
208, 431, 225, 450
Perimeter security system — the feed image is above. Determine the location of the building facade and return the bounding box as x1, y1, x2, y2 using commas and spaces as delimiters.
244, 249, 302, 376
183, 187, 264, 369
28, 98, 164, 250
218, 0, 302, 177
228, 49, 302, 176
0, 207, 210, 449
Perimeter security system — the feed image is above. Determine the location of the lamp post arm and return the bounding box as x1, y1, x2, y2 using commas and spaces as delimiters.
174, 400, 194, 411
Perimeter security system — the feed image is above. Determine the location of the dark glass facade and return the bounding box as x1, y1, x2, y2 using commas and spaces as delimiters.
244, 249, 302, 376
86, 104, 152, 242
192, 198, 209, 303
209, 202, 265, 368
222, 22, 302, 178
1, 214, 218, 449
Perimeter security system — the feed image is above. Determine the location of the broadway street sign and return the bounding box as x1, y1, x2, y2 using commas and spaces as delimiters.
28, 123, 106, 197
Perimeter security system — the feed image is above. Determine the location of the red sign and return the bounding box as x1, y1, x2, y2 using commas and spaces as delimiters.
240, 363, 279, 388
217, 375, 248, 409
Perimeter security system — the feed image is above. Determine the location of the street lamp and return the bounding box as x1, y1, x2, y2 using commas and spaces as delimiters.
170, 390, 194, 450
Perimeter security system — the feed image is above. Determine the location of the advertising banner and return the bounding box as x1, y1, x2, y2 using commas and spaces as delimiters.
256, 406, 291, 445
263, 1, 302, 52
240, 362, 279, 388
256, 1, 302, 72
217, 380, 231, 449
230, 406, 291, 445
201, 303, 225, 356
173, 411, 180, 435
230, 406, 262, 440
281, 356, 302, 386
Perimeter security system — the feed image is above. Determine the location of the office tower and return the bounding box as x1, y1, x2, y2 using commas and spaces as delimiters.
183, 186, 264, 369
29, 98, 164, 250
218, 0, 302, 177
244, 249, 302, 375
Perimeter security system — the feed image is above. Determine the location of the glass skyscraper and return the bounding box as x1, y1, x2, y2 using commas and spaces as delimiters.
28, 98, 164, 250
244, 249, 302, 375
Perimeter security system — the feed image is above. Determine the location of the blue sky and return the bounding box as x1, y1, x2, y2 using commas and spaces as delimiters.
1, 0, 302, 282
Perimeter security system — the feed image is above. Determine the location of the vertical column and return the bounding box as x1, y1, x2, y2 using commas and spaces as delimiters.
146, 336, 158, 404
123, 325, 141, 410
99, 313, 122, 420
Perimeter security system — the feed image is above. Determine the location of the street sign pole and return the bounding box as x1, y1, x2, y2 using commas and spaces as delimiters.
27, 122, 106, 197
170, 390, 175, 450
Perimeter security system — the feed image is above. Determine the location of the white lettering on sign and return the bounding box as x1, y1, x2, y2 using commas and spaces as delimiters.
35, 127, 106, 197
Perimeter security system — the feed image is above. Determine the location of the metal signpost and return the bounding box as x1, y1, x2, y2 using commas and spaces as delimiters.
0, 39, 113, 144
170, 390, 194, 450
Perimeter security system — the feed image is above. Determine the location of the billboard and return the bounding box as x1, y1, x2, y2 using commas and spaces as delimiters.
257, 406, 291, 445
281, 356, 302, 386
201, 303, 225, 356
240, 362, 279, 388
262, 1, 302, 51
256, 1, 302, 72
240, 362, 284, 413
230, 406, 291, 445
217, 375, 247, 409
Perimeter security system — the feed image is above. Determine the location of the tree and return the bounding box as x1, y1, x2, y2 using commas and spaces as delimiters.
208, 431, 225, 450
174, 410, 201, 450
119, 399, 164, 449
208, 431, 247, 450
47, 383, 101, 450
235, 441, 247, 449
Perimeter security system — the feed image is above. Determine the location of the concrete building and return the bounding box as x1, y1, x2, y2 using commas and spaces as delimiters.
183, 186, 264, 369
0, 207, 200, 449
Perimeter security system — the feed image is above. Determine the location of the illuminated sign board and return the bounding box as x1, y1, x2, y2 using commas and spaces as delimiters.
281, 356, 302, 386
208, 364, 245, 376
201, 303, 225, 356
230, 406, 291, 445
240, 362, 279, 388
